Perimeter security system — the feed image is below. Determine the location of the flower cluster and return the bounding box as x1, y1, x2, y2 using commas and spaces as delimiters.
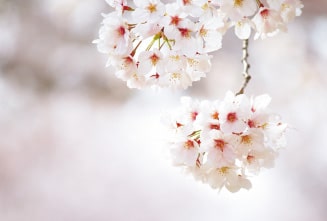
94, 0, 303, 89
162, 91, 287, 192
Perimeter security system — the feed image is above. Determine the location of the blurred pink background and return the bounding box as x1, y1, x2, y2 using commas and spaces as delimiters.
0, 0, 326, 220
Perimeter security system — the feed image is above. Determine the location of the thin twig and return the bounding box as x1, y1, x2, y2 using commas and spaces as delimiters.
236, 39, 251, 95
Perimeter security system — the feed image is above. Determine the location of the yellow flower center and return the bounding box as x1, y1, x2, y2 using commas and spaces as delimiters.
187, 58, 199, 67
241, 135, 252, 145
147, 3, 157, 13
234, 0, 244, 7
169, 55, 180, 61
218, 167, 229, 174
212, 111, 219, 120
171, 73, 181, 80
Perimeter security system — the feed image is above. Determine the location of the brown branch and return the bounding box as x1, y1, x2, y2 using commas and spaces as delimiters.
236, 39, 251, 95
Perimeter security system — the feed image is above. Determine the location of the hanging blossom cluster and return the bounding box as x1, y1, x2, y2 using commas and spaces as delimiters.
94, 0, 303, 89
162, 91, 287, 192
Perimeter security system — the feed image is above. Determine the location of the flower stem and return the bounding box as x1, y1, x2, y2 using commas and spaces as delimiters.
255, 0, 264, 7
236, 39, 251, 95
146, 32, 161, 51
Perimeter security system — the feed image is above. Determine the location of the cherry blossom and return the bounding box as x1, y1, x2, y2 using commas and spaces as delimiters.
196, 17, 224, 53
219, 91, 251, 134
219, 0, 258, 21
252, 7, 287, 39
201, 130, 238, 168
170, 137, 200, 167
132, 0, 165, 23
95, 12, 132, 57
206, 167, 252, 192
163, 91, 288, 192
94, 0, 303, 89
267, 0, 303, 22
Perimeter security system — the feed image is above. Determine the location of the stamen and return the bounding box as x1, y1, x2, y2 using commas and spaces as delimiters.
234, 0, 244, 7
212, 111, 219, 120
147, 3, 157, 13
241, 135, 252, 144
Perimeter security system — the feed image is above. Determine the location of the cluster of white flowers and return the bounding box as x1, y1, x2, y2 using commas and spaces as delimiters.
94, 0, 303, 89
162, 91, 287, 192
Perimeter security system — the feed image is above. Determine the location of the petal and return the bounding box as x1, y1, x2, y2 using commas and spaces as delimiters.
235, 20, 252, 40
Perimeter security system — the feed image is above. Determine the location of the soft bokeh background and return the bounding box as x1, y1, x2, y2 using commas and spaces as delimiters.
0, 0, 326, 220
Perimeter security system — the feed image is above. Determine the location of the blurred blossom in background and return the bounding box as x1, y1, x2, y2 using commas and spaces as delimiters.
0, 0, 327, 220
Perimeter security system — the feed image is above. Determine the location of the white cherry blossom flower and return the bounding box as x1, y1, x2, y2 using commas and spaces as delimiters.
159, 68, 191, 89
263, 120, 288, 149
252, 7, 287, 39
164, 19, 200, 56
126, 68, 146, 89
244, 148, 277, 174
114, 56, 138, 81
219, 91, 251, 134
196, 17, 224, 53
163, 51, 188, 73
162, 2, 187, 27
137, 49, 165, 75
236, 128, 265, 155
179, 96, 202, 123
267, 0, 303, 22
198, 1, 220, 19
201, 130, 238, 168
132, 0, 165, 23
161, 110, 195, 142
186, 54, 212, 80
171, 138, 200, 167
247, 94, 272, 128
95, 12, 132, 56
156, 52, 200, 89
219, 0, 258, 21
207, 167, 252, 192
